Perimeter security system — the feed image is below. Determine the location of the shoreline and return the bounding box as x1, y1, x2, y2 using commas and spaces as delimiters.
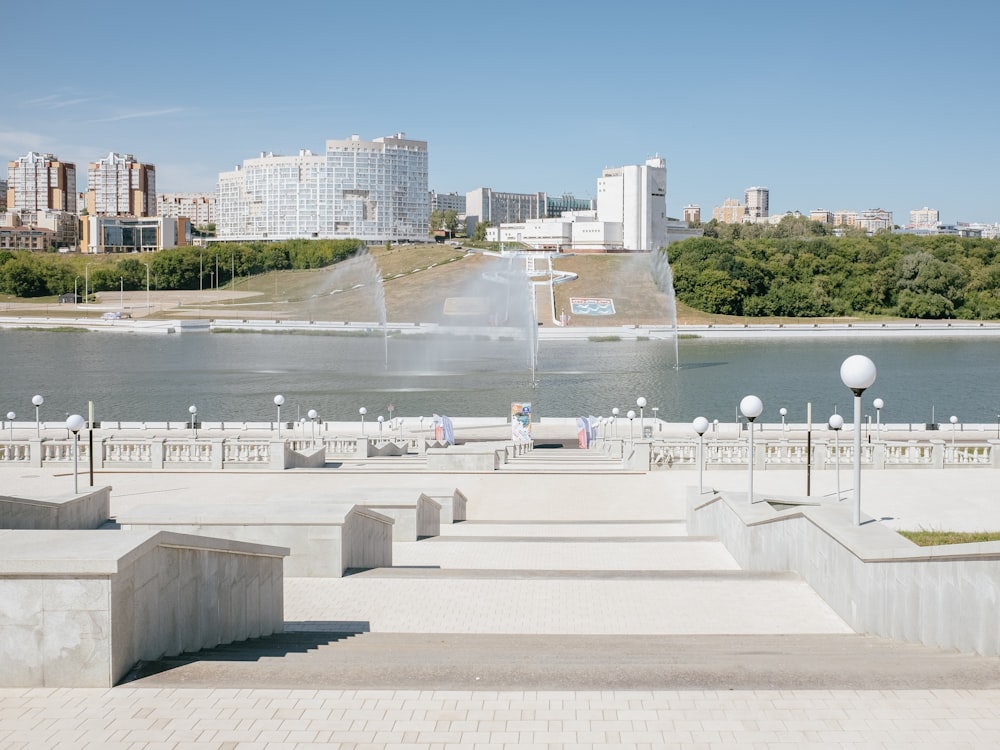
3, 314, 1000, 340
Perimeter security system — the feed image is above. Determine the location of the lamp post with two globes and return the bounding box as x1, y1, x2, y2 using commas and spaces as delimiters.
840, 354, 877, 526
740, 395, 763, 502
693, 416, 710, 495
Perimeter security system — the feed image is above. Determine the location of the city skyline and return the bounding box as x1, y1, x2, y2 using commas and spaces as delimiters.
3, 1, 998, 225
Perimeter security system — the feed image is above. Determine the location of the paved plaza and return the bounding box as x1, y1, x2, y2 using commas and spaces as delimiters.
2, 441, 1000, 748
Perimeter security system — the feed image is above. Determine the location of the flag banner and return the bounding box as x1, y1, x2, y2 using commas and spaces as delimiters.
511, 402, 532, 443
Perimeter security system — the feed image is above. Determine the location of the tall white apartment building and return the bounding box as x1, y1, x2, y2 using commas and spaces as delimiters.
87, 152, 156, 217
744, 186, 769, 221
157, 192, 216, 226
216, 133, 429, 244
6, 152, 77, 213
596, 156, 667, 251
910, 206, 940, 229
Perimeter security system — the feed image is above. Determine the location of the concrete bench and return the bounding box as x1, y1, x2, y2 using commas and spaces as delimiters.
328, 489, 441, 541
115, 502, 393, 577
0, 529, 286, 688
426, 445, 501, 471
417, 487, 468, 523
1, 486, 111, 530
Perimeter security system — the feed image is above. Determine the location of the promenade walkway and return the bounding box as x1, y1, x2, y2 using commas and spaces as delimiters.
2, 445, 1000, 748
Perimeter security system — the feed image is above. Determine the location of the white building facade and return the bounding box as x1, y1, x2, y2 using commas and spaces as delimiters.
157, 193, 216, 226
87, 152, 156, 217
596, 157, 667, 251
215, 133, 429, 244
6, 152, 77, 213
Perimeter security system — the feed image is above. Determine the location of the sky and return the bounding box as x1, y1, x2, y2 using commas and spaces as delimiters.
4, 0, 998, 224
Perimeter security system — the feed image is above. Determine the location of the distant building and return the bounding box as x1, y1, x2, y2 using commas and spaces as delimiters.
0, 178, 6, 211
157, 192, 216, 226
429, 191, 465, 215
857, 208, 893, 233
682, 204, 701, 225
86, 152, 156, 217
744, 186, 769, 221
712, 198, 744, 224
833, 210, 858, 227
488, 157, 668, 253
465, 188, 546, 235
216, 133, 429, 244
6, 152, 77, 213
0, 225, 54, 251
909, 207, 939, 229
82, 215, 189, 253
810, 209, 833, 225
545, 193, 594, 217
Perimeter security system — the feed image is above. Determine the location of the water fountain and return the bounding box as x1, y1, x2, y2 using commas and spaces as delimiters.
650, 249, 680, 369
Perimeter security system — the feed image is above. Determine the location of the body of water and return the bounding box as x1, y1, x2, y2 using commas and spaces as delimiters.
1, 329, 998, 426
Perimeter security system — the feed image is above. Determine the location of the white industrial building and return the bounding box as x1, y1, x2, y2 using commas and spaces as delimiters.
487, 157, 667, 252
215, 133, 429, 244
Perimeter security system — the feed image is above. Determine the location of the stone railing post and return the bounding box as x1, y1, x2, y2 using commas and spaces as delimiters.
356, 437, 370, 457
872, 441, 886, 469
990, 440, 1000, 468
627, 439, 651, 470
930, 439, 945, 469
29, 438, 43, 468
211, 438, 225, 470
269, 440, 290, 470
149, 438, 167, 469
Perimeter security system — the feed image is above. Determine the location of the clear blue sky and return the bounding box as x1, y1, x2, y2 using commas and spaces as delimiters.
4, 0, 998, 224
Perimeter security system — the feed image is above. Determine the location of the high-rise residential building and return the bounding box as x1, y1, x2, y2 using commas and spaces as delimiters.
744, 186, 769, 221
910, 207, 940, 229
833, 210, 858, 227
596, 156, 667, 251
216, 133, 429, 243
429, 191, 466, 215
712, 198, 744, 224
683, 204, 701, 224
0, 179, 7, 212
86, 152, 156, 217
157, 192, 216, 226
465, 188, 546, 234
7, 152, 77, 213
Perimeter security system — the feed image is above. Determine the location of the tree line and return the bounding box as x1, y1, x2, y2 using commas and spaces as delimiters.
666, 226, 1000, 320
0, 239, 364, 298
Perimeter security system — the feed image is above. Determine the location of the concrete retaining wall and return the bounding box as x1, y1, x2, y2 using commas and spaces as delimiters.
0, 486, 111, 529
426, 446, 500, 471
419, 487, 468, 523
117, 503, 393, 577
0, 529, 286, 687
688, 491, 1000, 656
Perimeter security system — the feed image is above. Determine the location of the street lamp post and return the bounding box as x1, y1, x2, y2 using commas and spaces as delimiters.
626, 410, 636, 443
693, 416, 710, 495
308, 409, 318, 445
636, 397, 646, 436
378, 415, 384, 438
611, 407, 619, 438
66, 414, 86, 494
779, 407, 787, 436
32, 395, 43, 437
188, 405, 197, 437
828, 414, 844, 500
144, 262, 150, 312
651, 406, 659, 431
274, 394, 285, 438
359, 406, 367, 434
740, 395, 763, 502
840, 354, 877, 526
873, 398, 884, 441
6, 411, 15, 441
119, 277, 124, 311
950, 415, 958, 452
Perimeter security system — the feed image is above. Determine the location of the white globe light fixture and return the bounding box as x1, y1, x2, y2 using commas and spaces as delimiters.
740, 395, 763, 503
32, 394, 44, 437
611, 407, 620, 438
359, 406, 367, 435
6, 411, 14, 441
872, 397, 884, 440
840, 354, 877, 525
307, 409, 318, 445
273, 394, 285, 438
188, 404, 197, 437
828, 413, 844, 501
693, 416, 710, 495
626, 409, 636, 442
65, 413, 86, 494
779, 407, 788, 435
950, 415, 958, 450
636, 396, 647, 436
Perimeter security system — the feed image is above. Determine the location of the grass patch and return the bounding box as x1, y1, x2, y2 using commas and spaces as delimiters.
588, 335, 621, 342
898, 530, 1000, 546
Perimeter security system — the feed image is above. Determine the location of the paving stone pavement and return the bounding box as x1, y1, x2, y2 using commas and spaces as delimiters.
4, 457, 1000, 748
